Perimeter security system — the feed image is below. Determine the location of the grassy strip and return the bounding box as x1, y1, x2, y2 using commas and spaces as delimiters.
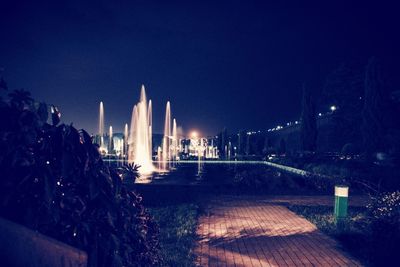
148, 203, 201, 267
288, 205, 372, 266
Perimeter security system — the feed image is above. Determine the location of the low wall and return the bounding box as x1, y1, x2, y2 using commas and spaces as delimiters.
0, 217, 87, 267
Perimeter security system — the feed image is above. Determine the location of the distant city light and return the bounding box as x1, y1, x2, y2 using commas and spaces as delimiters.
318, 113, 322, 116
330, 105, 337, 111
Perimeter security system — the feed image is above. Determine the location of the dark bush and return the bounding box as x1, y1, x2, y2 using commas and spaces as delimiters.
0, 89, 160, 266
232, 166, 320, 194
341, 143, 359, 156
367, 191, 400, 265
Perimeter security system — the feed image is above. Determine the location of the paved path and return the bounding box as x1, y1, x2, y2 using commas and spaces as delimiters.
195, 196, 362, 266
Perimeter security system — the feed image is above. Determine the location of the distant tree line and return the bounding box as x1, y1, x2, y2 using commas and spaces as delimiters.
319, 57, 399, 161
217, 56, 400, 163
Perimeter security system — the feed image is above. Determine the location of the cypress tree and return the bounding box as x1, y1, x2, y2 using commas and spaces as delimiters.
300, 84, 317, 152
361, 57, 390, 158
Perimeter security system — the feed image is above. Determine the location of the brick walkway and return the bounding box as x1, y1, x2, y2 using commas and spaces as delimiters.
195, 197, 362, 266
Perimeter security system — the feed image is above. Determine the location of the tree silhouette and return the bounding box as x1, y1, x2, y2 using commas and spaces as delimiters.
300, 84, 317, 152
321, 62, 363, 114
0, 77, 8, 102
279, 138, 286, 155
321, 62, 364, 147
361, 57, 390, 158
8, 89, 33, 110
238, 130, 246, 155
0, 77, 7, 91
217, 127, 228, 159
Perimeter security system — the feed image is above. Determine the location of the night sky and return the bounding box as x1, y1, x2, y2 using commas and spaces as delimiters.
1, 1, 399, 136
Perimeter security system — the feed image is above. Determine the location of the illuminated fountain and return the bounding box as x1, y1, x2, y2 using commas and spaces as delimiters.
161, 101, 171, 170
128, 86, 154, 173
123, 123, 129, 159
171, 118, 178, 160
157, 146, 162, 170
98, 101, 105, 151
99, 85, 182, 174
109, 126, 113, 153
148, 100, 152, 161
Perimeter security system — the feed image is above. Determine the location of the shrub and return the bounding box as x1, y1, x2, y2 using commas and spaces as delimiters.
0, 89, 160, 266
367, 191, 400, 222
341, 143, 358, 156
289, 205, 371, 265
367, 191, 400, 265
148, 204, 200, 266
231, 166, 320, 194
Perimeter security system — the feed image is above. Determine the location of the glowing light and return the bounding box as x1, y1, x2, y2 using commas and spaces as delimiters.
98, 102, 105, 150
161, 101, 171, 170
330, 105, 337, 111
191, 131, 198, 138
99, 102, 104, 136
171, 119, 178, 160
122, 123, 129, 157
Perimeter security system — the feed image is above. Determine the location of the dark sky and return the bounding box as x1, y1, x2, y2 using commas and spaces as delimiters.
1, 0, 399, 136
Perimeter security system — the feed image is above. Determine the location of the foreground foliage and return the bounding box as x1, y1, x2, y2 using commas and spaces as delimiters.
0, 88, 160, 266
148, 204, 200, 266
290, 193, 400, 266
366, 191, 400, 266
231, 165, 336, 194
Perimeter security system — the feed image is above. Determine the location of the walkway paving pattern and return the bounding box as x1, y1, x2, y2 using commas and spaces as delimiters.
195, 196, 362, 266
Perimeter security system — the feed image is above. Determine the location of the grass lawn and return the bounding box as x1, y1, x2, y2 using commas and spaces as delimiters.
148, 203, 202, 267
289, 205, 372, 266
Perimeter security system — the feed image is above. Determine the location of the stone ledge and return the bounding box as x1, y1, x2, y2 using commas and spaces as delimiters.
0, 217, 87, 267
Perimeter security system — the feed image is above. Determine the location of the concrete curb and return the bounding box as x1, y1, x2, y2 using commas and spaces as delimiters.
0, 217, 87, 267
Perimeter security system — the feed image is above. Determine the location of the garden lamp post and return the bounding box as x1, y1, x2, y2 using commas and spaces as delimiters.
334, 185, 349, 225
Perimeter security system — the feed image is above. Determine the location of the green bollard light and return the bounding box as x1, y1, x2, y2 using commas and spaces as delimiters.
334, 185, 348, 226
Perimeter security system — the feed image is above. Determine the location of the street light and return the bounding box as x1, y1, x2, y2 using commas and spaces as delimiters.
330, 105, 337, 112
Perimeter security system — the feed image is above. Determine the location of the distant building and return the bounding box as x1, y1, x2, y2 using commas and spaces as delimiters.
179, 137, 219, 159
